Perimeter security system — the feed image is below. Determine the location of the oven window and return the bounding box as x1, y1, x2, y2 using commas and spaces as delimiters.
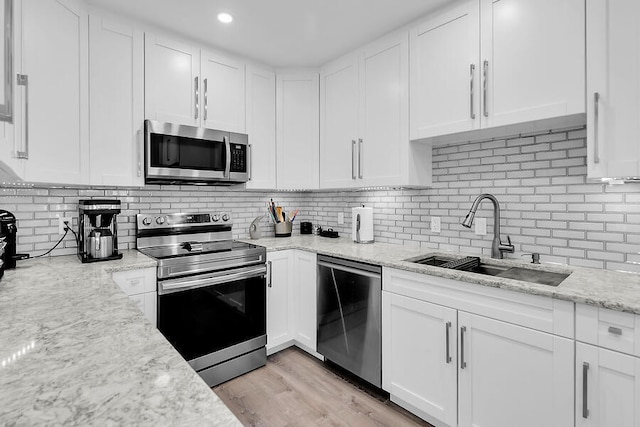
149, 133, 226, 171
158, 274, 266, 361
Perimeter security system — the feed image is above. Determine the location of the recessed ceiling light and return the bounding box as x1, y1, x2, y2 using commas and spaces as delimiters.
217, 12, 233, 24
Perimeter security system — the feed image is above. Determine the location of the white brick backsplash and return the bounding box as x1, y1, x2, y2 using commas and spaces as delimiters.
2, 126, 640, 273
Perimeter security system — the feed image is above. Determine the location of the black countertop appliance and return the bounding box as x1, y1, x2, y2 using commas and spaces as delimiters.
0, 210, 18, 271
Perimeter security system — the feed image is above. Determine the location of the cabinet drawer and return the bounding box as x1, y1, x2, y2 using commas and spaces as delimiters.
383, 267, 574, 338
112, 268, 156, 296
576, 304, 640, 356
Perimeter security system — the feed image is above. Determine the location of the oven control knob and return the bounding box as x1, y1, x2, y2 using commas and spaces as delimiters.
212, 214, 220, 222
156, 216, 165, 225
222, 214, 230, 222
142, 217, 153, 226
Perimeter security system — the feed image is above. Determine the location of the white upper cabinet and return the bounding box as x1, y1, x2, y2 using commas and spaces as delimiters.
88, 13, 144, 186
16, 0, 89, 184
245, 65, 276, 189
145, 33, 246, 132
320, 32, 432, 189
276, 72, 319, 190
145, 34, 199, 127
410, 0, 480, 140
480, 0, 585, 128
410, 0, 585, 143
320, 54, 359, 189
586, 0, 640, 180
200, 50, 245, 133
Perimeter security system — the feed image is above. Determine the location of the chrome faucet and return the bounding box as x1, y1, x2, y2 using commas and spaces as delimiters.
461, 194, 515, 259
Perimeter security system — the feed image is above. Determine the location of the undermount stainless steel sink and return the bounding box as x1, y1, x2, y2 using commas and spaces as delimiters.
407, 255, 570, 287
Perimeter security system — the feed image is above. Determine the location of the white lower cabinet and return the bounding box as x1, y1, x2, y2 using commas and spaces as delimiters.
382, 292, 457, 427
111, 267, 156, 325
383, 267, 574, 427
266, 250, 294, 353
458, 312, 574, 427
292, 251, 317, 353
576, 342, 640, 427
266, 250, 319, 357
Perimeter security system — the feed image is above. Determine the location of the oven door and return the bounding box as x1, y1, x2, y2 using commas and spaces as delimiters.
157, 264, 266, 371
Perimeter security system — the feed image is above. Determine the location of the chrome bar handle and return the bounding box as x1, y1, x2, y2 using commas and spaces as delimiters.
267, 260, 272, 287
248, 144, 252, 181
358, 138, 363, 179
445, 321, 452, 364
460, 326, 467, 369
194, 76, 199, 120
593, 92, 600, 164
470, 64, 476, 119
483, 60, 489, 118
608, 326, 622, 336
204, 78, 208, 121
16, 74, 28, 159
137, 130, 142, 177
351, 140, 356, 179
582, 362, 589, 418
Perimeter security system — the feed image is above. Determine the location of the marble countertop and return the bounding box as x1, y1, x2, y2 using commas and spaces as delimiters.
246, 235, 640, 315
0, 250, 241, 426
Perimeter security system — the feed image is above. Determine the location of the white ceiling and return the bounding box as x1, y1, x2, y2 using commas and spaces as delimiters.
87, 0, 452, 68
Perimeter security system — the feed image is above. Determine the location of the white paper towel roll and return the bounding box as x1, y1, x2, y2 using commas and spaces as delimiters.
352, 206, 374, 243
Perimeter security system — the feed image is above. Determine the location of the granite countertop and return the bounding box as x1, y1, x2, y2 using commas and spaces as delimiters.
0, 250, 241, 426
246, 235, 640, 315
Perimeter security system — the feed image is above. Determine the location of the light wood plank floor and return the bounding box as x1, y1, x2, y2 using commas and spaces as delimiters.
213, 347, 434, 427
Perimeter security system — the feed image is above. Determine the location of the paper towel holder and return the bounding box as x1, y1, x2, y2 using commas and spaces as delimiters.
353, 204, 374, 244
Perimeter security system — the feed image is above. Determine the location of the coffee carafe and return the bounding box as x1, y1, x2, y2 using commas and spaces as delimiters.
78, 200, 123, 263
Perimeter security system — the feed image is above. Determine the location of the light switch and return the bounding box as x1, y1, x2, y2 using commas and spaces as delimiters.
475, 217, 487, 236
431, 217, 441, 233
337, 212, 344, 225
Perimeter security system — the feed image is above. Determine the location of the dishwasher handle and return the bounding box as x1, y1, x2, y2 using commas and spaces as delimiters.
317, 260, 381, 279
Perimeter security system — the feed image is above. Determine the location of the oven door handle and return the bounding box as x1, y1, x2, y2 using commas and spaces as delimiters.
159, 265, 267, 295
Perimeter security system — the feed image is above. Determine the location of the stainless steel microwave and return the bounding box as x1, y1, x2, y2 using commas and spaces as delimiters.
144, 120, 249, 185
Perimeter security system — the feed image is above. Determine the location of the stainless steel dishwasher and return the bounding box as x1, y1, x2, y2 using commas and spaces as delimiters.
317, 255, 382, 388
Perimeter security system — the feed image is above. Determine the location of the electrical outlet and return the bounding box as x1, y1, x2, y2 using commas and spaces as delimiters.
337, 212, 344, 225
431, 216, 441, 233
58, 216, 73, 235
475, 217, 487, 236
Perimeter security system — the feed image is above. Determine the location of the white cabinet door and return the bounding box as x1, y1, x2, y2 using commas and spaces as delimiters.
480, 0, 585, 128
319, 54, 359, 189
410, 0, 480, 140
145, 33, 199, 127
19, 0, 88, 184
266, 250, 294, 354
200, 50, 245, 133
383, 291, 458, 427
88, 14, 144, 186
358, 33, 408, 187
586, 0, 640, 180
576, 342, 640, 427
292, 250, 317, 352
276, 73, 319, 190
458, 312, 574, 427
245, 65, 276, 189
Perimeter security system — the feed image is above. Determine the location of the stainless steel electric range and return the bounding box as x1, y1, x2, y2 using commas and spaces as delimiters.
136, 212, 267, 387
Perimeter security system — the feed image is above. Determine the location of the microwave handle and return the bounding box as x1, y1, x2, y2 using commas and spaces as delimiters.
224, 136, 231, 178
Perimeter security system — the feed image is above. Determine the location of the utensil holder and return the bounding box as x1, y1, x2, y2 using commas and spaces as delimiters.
274, 221, 292, 237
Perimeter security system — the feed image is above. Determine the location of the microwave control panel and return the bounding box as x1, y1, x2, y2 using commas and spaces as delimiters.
230, 144, 246, 173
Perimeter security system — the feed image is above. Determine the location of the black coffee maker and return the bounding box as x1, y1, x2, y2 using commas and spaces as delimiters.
77, 200, 123, 263
0, 210, 19, 275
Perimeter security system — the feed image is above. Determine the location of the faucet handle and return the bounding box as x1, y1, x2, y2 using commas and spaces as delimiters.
499, 235, 515, 254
